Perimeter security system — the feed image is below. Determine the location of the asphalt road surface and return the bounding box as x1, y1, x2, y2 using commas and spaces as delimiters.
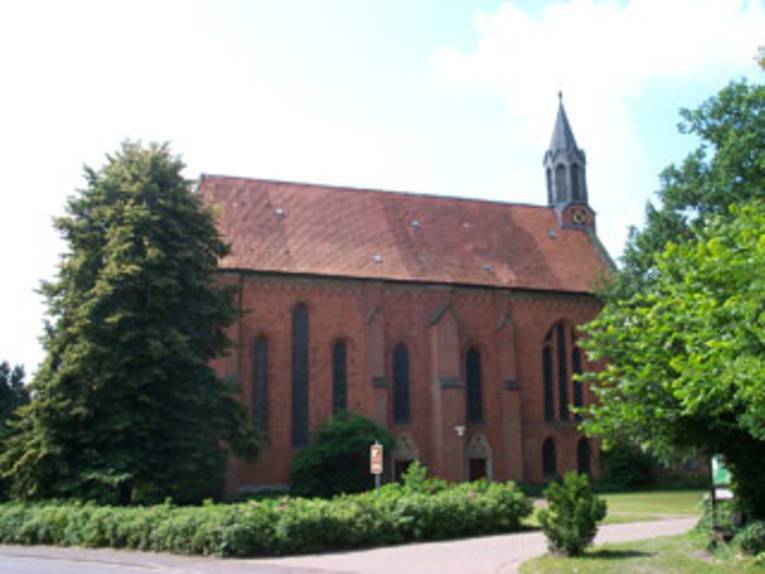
0, 546, 335, 574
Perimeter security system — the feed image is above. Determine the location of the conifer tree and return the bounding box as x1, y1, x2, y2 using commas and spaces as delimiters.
0, 142, 259, 504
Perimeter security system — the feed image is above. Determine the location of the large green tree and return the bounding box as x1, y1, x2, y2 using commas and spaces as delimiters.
0, 142, 259, 504
582, 80, 765, 518
582, 203, 765, 518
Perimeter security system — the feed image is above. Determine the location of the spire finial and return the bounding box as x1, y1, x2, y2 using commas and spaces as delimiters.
558, 90, 563, 104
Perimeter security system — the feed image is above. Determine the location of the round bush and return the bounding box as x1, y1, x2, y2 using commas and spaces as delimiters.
538, 471, 607, 557
289, 412, 394, 498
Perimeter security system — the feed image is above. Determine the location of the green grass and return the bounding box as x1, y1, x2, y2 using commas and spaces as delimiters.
519, 532, 765, 573
524, 489, 705, 528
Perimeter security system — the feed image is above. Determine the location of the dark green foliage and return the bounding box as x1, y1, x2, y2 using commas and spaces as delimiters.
289, 411, 394, 498
0, 362, 28, 500
0, 480, 532, 556
538, 472, 607, 557
0, 362, 27, 439
734, 521, 765, 556
0, 142, 260, 505
598, 445, 655, 490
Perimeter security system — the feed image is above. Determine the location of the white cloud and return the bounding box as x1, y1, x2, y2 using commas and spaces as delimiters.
434, 0, 765, 258
0, 1, 434, 374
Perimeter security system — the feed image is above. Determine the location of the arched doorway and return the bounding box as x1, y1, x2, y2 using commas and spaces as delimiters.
392, 434, 419, 482
466, 434, 493, 481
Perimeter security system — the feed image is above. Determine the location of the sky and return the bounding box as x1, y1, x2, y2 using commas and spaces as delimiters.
0, 0, 763, 375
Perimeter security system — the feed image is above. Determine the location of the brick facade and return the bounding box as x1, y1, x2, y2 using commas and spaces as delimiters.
212, 272, 602, 495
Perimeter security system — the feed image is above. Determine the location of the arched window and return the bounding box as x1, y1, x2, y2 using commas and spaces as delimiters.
555, 164, 567, 201
291, 304, 309, 447
466, 347, 483, 423
544, 322, 587, 423
571, 163, 581, 201
253, 337, 268, 432
572, 345, 584, 416
556, 323, 569, 420
393, 344, 410, 424
543, 437, 557, 478
332, 340, 347, 414
543, 333, 554, 421
577, 438, 591, 476
546, 168, 553, 204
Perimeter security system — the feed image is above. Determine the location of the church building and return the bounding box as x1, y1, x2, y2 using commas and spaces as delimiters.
199, 99, 613, 494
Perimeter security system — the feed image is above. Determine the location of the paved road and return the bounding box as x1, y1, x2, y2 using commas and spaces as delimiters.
0, 517, 696, 574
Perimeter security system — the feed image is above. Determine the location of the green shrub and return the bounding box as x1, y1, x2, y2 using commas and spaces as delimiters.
696, 495, 737, 533
289, 411, 394, 498
0, 479, 532, 557
399, 460, 448, 495
734, 521, 765, 556
538, 472, 607, 557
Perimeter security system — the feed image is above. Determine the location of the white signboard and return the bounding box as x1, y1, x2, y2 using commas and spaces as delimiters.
370, 443, 383, 475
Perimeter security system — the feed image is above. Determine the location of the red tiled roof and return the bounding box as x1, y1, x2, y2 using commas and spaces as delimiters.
198, 175, 611, 294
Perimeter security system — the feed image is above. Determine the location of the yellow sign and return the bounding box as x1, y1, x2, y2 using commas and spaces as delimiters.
370, 443, 383, 475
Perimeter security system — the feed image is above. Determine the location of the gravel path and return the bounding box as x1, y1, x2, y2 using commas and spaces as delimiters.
0, 517, 696, 574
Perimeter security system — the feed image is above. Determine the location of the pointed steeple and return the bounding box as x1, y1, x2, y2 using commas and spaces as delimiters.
543, 93, 588, 207
549, 91, 579, 152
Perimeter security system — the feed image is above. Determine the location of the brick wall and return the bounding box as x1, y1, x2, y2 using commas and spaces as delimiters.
217, 271, 602, 495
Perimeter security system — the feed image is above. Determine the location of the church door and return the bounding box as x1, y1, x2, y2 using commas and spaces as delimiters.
468, 458, 488, 481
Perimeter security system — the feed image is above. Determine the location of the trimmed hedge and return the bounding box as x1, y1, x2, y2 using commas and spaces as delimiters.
0, 480, 532, 557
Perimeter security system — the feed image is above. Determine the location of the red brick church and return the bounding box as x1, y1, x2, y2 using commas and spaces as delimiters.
199, 99, 613, 495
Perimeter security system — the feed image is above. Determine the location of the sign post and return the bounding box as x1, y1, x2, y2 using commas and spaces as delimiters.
370, 441, 383, 494
710, 454, 733, 541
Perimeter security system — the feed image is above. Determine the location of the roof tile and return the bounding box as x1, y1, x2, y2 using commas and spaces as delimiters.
198, 175, 610, 294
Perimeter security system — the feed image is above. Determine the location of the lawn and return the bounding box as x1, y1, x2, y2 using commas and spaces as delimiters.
519, 532, 765, 573
525, 489, 705, 527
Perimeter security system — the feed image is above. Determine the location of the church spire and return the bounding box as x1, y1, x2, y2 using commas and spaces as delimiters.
544, 93, 588, 207
549, 91, 579, 152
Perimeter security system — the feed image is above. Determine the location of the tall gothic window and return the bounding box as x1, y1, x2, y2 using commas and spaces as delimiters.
543, 437, 557, 478
332, 340, 347, 414
253, 337, 268, 432
544, 322, 585, 422
393, 344, 410, 424
291, 304, 309, 447
546, 168, 553, 204
543, 333, 554, 421
466, 347, 483, 423
571, 163, 581, 201
577, 438, 591, 476
572, 345, 584, 416
557, 323, 569, 420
